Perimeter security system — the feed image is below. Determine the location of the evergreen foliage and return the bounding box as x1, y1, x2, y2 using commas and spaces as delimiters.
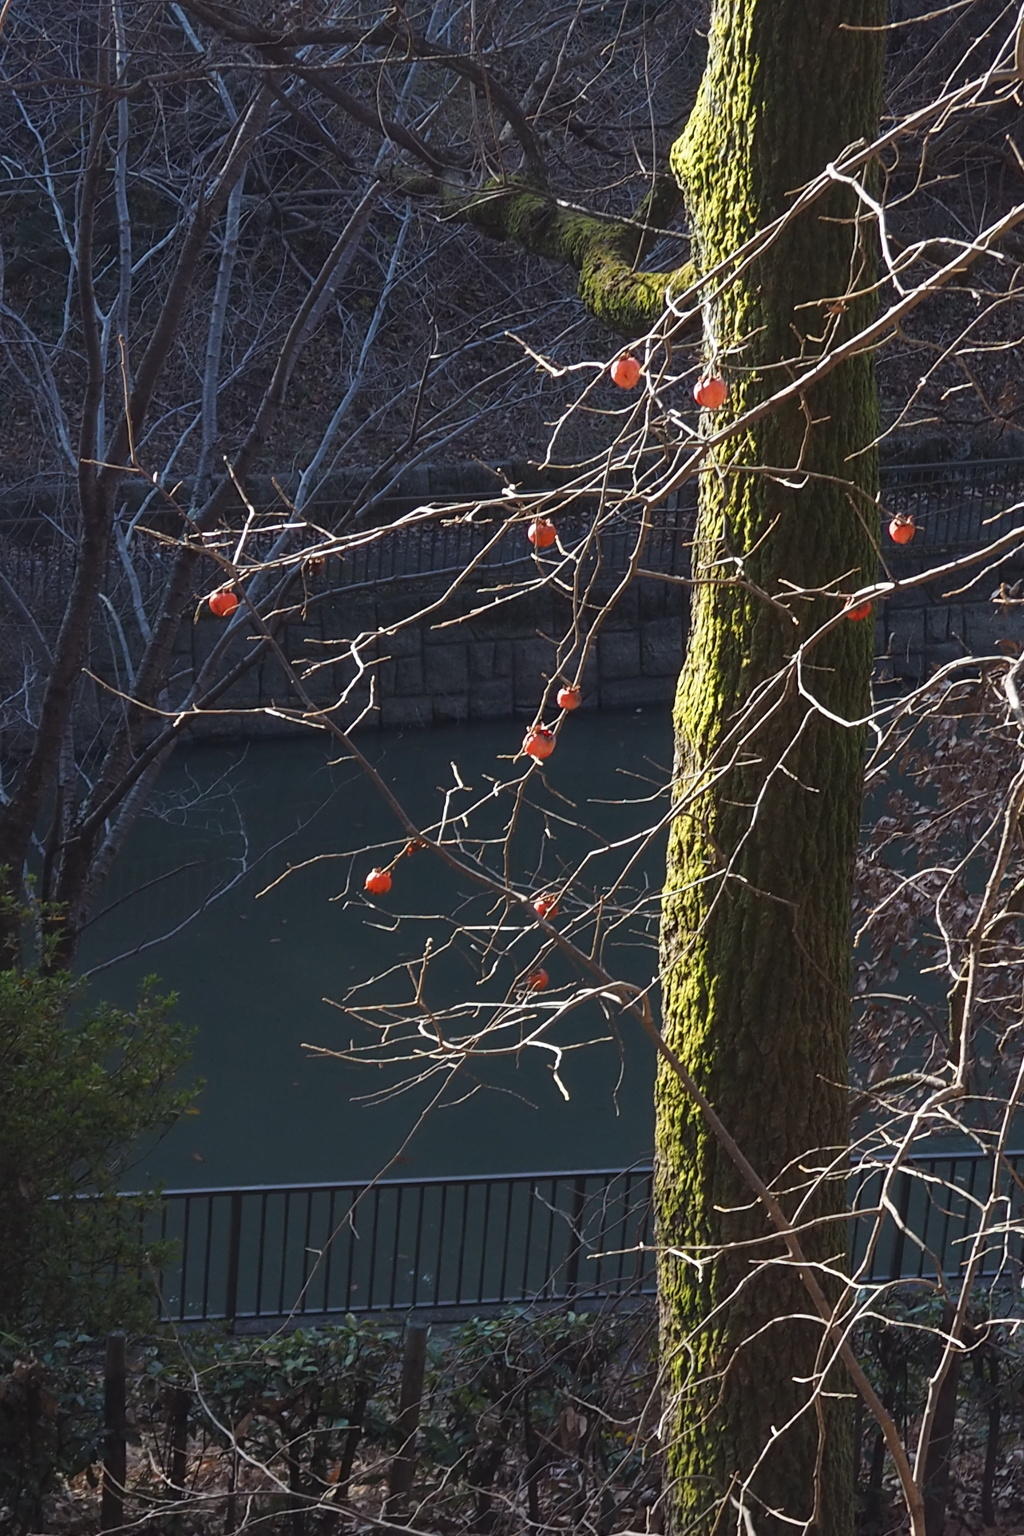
0, 963, 195, 1339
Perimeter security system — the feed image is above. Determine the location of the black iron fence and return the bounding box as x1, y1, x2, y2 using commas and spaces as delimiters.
147, 1149, 1024, 1325
881, 457, 1024, 554
6, 459, 1023, 608
216, 457, 1024, 588
325, 496, 696, 588
151, 1166, 654, 1325
334, 457, 1024, 587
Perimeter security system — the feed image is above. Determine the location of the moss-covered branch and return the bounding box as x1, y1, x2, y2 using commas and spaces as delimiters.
398, 171, 693, 335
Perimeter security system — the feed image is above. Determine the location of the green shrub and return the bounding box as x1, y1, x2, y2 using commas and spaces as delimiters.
0, 1331, 105, 1535
0, 967, 195, 1339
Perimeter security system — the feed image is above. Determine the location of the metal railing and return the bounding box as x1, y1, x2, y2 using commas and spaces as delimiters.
148, 1149, 1024, 1324
6, 459, 1023, 610
322, 497, 697, 588
151, 1165, 655, 1325
881, 457, 1024, 554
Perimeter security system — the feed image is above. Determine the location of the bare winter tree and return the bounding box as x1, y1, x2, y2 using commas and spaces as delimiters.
5, 3, 1024, 1534
1, 0, 652, 957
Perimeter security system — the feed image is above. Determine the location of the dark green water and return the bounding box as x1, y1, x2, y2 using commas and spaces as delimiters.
80, 712, 672, 1190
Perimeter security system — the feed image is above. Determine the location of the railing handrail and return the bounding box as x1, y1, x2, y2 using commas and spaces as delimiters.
133, 1146, 1022, 1203
881, 456, 1024, 474
126, 1163, 657, 1201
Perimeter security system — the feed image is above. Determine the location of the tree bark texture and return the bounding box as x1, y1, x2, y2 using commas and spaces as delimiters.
656, 5, 885, 1534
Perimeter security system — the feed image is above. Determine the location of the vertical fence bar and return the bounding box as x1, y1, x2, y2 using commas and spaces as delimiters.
255, 1191, 269, 1318
594, 1177, 613, 1295
176, 1197, 192, 1323
476, 1181, 494, 1304
520, 1179, 537, 1301
155, 1199, 171, 1321
542, 1178, 558, 1300
564, 1177, 587, 1298
887, 1167, 914, 1283
496, 1179, 513, 1305
344, 1188, 359, 1310
224, 1191, 243, 1328
321, 1188, 337, 1313
200, 1196, 215, 1320
410, 1184, 426, 1309
388, 1184, 405, 1309
454, 1182, 470, 1304
277, 1191, 292, 1315
367, 1186, 383, 1309
433, 1183, 448, 1307
299, 1189, 315, 1315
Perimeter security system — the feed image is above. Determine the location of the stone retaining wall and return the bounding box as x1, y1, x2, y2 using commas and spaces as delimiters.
175, 571, 687, 740
878, 552, 1024, 683
6, 457, 1024, 752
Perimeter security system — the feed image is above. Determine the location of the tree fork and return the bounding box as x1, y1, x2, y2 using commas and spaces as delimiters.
655, 4, 885, 1534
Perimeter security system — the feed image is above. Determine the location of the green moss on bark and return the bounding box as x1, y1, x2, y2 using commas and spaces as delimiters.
427, 177, 692, 334
655, 5, 885, 1534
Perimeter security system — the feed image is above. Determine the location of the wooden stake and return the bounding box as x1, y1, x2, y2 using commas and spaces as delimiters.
385, 1322, 429, 1518
101, 1332, 127, 1532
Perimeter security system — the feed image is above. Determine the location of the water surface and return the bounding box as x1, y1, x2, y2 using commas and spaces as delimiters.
81, 711, 672, 1189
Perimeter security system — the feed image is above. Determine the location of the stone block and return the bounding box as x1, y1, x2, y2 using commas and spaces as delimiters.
394, 656, 424, 695
376, 593, 425, 628
424, 643, 469, 694
887, 605, 925, 653
641, 617, 683, 676
469, 641, 496, 682
598, 630, 641, 681
638, 579, 668, 621
284, 626, 325, 673
599, 675, 674, 709
494, 641, 513, 677
381, 625, 423, 658
191, 616, 230, 672
469, 679, 514, 719
475, 609, 529, 642
955, 605, 1001, 654
599, 587, 640, 630
381, 696, 433, 729
925, 605, 950, 644
321, 594, 375, 639
376, 660, 397, 698
514, 637, 555, 707
433, 694, 469, 724
224, 662, 266, 710
296, 660, 348, 706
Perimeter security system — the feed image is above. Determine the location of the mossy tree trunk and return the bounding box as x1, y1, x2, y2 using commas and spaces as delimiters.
655, 5, 885, 1534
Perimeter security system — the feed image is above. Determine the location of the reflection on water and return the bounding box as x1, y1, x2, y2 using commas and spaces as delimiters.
80, 712, 671, 1190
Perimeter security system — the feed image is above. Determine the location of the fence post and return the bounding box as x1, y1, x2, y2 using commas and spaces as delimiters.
887, 1168, 914, 1282
385, 1321, 429, 1517
101, 1331, 127, 1532
224, 1190, 243, 1330
564, 1177, 587, 1298
922, 1304, 963, 1536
